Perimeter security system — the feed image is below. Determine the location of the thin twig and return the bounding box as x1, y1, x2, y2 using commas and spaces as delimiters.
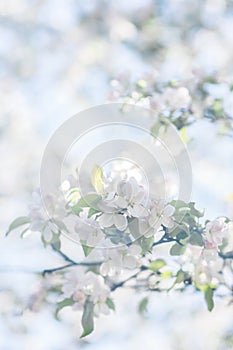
152, 237, 183, 248
51, 243, 78, 264
219, 252, 233, 259
111, 265, 147, 291
42, 260, 103, 276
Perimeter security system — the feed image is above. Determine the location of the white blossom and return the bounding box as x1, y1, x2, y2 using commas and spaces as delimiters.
100, 244, 141, 276
204, 218, 228, 249
149, 200, 175, 229
61, 270, 110, 314
75, 217, 104, 247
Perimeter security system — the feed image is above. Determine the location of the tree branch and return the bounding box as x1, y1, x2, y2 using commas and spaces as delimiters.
51, 243, 78, 264
42, 260, 103, 276
111, 265, 147, 291
219, 252, 233, 259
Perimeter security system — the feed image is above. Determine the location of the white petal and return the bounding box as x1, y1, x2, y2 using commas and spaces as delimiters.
99, 213, 114, 228
97, 200, 116, 213
43, 226, 53, 242
114, 214, 128, 231
87, 231, 104, 246
163, 205, 175, 217
123, 255, 138, 269
128, 244, 141, 255
130, 204, 148, 218
162, 217, 174, 228
149, 214, 160, 227
105, 191, 115, 201
100, 262, 110, 276
114, 196, 128, 208
134, 190, 145, 202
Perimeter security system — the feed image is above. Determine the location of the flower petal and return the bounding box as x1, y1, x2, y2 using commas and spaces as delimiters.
114, 214, 128, 231
163, 204, 175, 217
129, 204, 148, 218
99, 213, 114, 228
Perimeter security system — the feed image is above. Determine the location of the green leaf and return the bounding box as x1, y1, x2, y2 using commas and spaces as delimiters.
188, 233, 204, 246
161, 271, 173, 279
70, 205, 83, 216
180, 126, 191, 143
6, 216, 31, 236
140, 236, 154, 255
175, 269, 185, 283
170, 243, 185, 256
149, 259, 166, 272
138, 297, 148, 315
168, 223, 189, 238
55, 298, 75, 319
170, 199, 189, 210
88, 207, 100, 218
106, 298, 115, 311
81, 299, 94, 338
189, 202, 204, 218
204, 286, 214, 312
78, 194, 101, 209
168, 269, 185, 291
81, 240, 93, 257
71, 194, 101, 216
91, 165, 104, 194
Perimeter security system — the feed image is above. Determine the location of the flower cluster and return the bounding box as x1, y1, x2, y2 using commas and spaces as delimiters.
6, 166, 233, 337
109, 74, 233, 137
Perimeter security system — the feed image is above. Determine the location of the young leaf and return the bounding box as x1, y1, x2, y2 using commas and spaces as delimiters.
180, 126, 191, 143
55, 298, 75, 319
170, 243, 185, 256
88, 207, 100, 218
81, 300, 94, 338
168, 269, 185, 291
138, 297, 148, 315
6, 216, 31, 236
189, 202, 204, 218
78, 194, 101, 208
149, 259, 166, 272
204, 286, 214, 312
188, 233, 204, 246
106, 298, 115, 311
140, 236, 154, 255
170, 199, 189, 210
81, 241, 93, 257
71, 194, 101, 216
161, 271, 173, 279
175, 269, 185, 283
91, 165, 104, 194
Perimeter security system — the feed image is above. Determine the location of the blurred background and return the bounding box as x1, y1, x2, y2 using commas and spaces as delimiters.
0, 0, 233, 349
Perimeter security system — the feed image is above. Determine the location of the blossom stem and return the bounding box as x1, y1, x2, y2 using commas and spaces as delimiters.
51, 243, 78, 264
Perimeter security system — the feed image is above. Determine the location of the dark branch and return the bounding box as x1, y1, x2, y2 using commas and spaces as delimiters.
51, 243, 78, 264
219, 252, 233, 259
41, 260, 103, 276
111, 265, 147, 291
